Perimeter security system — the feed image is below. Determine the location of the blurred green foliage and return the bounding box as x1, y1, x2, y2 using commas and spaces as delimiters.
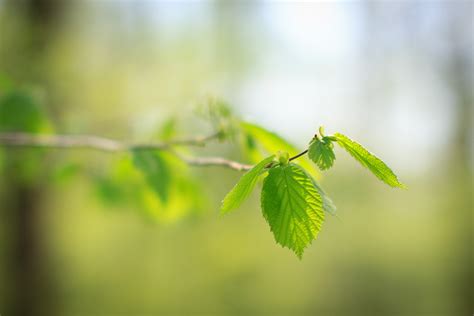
0, 82, 51, 183
132, 150, 171, 203
0, 92, 49, 133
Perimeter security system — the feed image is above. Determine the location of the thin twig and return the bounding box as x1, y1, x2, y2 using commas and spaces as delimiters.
289, 149, 308, 162
0, 132, 220, 152
0, 132, 251, 171
171, 150, 252, 171
129, 132, 221, 150
0, 133, 125, 151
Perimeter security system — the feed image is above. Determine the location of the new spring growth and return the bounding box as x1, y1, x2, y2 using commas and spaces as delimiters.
277, 150, 290, 166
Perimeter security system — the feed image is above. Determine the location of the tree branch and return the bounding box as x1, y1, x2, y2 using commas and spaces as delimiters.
0, 133, 125, 151
170, 150, 252, 171
0, 132, 251, 171
129, 132, 221, 150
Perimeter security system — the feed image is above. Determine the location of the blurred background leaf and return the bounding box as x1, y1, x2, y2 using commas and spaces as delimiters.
0, 90, 50, 133
132, 150, 171, 204
240, 121, 320, 179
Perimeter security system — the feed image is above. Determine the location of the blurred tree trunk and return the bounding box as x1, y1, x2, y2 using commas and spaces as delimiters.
445, 10, 473, 313
3, 1, 64, 315
7, 170, 46, 316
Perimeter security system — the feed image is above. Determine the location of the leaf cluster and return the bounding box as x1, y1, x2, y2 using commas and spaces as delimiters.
222, 125, 404, 258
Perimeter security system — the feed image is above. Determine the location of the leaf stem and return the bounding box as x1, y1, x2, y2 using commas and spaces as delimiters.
289, 149, 308, 162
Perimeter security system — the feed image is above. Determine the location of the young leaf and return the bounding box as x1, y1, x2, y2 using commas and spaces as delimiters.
221, 155, 275, 213
309, 175, 337, 215
132, 150, 171, 203
308, 137, 335, 170
240, 121, 320, 178
261, 163, 324, 258
334, 133, 404, 188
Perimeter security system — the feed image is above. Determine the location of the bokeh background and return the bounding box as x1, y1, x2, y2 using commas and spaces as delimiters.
0, 1, 472, 315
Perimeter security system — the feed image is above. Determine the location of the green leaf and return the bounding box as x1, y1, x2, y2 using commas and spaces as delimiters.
311, 177, 337, 215
334, 133, 404, 188
132, 150, 171, 203
221, 155, 275, 213
0, 91, 50, 133
299, 166, 337, 215
240, 121, 320, 178
308, 137, 335, 170
261, 163, 324, 258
